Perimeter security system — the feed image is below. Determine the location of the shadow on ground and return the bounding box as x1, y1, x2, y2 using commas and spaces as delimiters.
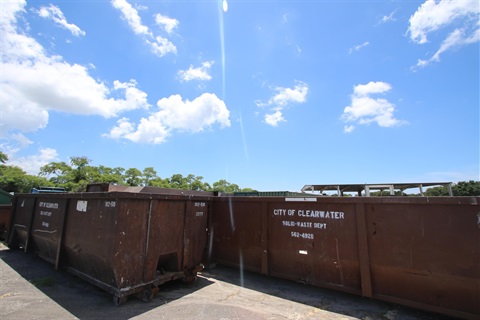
0, 248, 214, 319
202, 264, 453, 320
1, 247, 455, 320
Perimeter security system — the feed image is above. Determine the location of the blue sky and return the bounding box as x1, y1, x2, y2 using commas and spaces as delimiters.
1, 0, 479, 191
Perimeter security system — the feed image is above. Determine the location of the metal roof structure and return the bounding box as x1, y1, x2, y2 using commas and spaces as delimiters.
301, 182, 452, 196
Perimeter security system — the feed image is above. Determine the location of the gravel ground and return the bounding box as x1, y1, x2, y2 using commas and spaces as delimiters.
0, 243, 453, 320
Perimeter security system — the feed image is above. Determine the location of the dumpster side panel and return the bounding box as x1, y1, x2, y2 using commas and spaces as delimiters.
267, 201, 361, 294
0, 204, 12, 241
7, 196, 36, 248
63, 197, 118, 287
366, 201, 480, 317
63, 197, 148, 289
111, 198, 147, 289
183, 200, 209, 271
30, 198, 67, 263
211, 200, 263, 272
143, 200, 185, 282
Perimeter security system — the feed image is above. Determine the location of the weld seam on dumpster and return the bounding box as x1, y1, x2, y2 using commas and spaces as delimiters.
355, 203, 372, 298
54, 198, 68, 270
23, 197, 37, 253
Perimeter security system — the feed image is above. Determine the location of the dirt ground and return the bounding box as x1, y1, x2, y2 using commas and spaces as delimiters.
0, 243, 452, 320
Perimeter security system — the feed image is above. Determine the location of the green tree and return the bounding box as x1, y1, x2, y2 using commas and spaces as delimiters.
169, 173, 187, 189
70, 156, 90, 182
453, 180, 480, 196
149, 177, 171, 188
124, 168, 143, 186
39, 161, 72, 185
0, 165, 51, 193
424, 181, 480, 196
143, 167, 158, 186
424, 185, 450, 196
213, 179, 240, 193
39, 156, 93, 191
185, 174, 210, 191
0, 152, 8, 164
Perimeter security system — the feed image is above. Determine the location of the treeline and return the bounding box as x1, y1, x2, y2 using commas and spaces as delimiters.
420, 180, 479, 197
0, 155, 255, 194
1, 153, 478, 196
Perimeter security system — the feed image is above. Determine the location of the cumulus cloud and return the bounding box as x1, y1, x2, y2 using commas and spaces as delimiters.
148, 36, 177, 57
104, 93, 231, 144
256, 81, 309, 126
111, 0, 177, 57
111, 0, 151, 36
408, 0, 479, 69
264, 111, 285, 127
349, 41, 369, 54
341, 81, 406, 132
178, 61, 214, 82
36, 4, 85, 36
0, 2, 150, 137
9, 148, 59, 175
155, 13, 179, 34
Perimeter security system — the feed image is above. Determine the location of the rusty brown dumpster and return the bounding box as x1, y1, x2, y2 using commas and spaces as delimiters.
0, 204, 12, 241
7, 190, 211, 304
209, 196, 480, 319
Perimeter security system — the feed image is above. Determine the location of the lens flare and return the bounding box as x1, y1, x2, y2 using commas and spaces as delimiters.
218, 0, 226, 98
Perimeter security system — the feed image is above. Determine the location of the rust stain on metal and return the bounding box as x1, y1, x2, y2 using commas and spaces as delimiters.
0, 204, 12, 241
6, 190, 212, 304
209, 196, 480, 319
4, 188, 479, 319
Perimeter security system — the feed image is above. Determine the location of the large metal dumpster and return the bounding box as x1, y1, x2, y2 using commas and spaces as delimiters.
0, 189, 13, 241
0, 204, 12, 241
7, 190, 211, 304
209, 196, 480, 319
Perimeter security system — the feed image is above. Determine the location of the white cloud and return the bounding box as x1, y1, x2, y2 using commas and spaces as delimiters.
341, 81, 406, 130
155, 13, 179, 34
343, 125, 355, 133
408, 0, 479, 68
408, 0, 478, 44
256, 81, 308, 126
10, 133, 33, 149
0, 2, 150, 137
353, 81, 392, 96
104, 117, 135, 140
111, 0, 177, 57
36, 4, 86, 36
111, 0, 151, 36
264, 111, 285, 126
258, 81, 309, 109
9, 148, 59, 175
147, 36, 177, 57
379, 10, 397, 24
349, 41, 369, 54
413, 25, 480, 69
104, 93, 231, 144
178, 61, 214, 82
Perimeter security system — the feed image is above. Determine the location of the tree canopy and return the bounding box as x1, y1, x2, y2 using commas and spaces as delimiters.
423, 180, 480, 197
0, 154, 256, 193
0, 152, 477, 196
